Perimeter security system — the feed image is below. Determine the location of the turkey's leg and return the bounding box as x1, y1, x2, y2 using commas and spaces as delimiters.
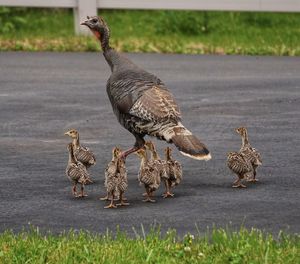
78, 184, 88, 197
121, 135, 145, 159
72, 183, 77, 197
162, 180, 174, 198
232, 177, 246, 188
104, 191, 117, 209
117, 191, 130, 206
143, 187, 156, 203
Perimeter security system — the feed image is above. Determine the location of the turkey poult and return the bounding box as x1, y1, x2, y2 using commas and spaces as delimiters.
135, 148, 161, 203
100, 147, 128, 203
81, 16, 211, 161
64, 129, 96, 183
227, 151, 252, 188
164, 147, 183, 197
102, 147, 129, 209
236, 127, 262, 182
66, 143, 89, 197
145, 141, 169, 198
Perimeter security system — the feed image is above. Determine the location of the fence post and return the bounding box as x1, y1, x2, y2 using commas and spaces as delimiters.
73, 0, 97, 35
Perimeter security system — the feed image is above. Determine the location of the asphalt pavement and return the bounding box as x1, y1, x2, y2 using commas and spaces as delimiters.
0, 52, 299, 236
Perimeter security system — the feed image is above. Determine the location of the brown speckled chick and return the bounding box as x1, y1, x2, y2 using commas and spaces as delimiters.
102, 147, 129, 209
144, 141, 169, 195
164, 147, 183, 197
65, 143, 89, 197
135, 148, 161, 203
65, 129, 96, 183
236, 127, 262, 182
227, 151, 252, 188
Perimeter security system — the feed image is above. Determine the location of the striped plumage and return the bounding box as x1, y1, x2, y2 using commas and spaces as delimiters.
102, 147, 129, 208
135, 148, 161, 203
65, 143, 89, 197
64, 129, 96, 168
144, 141, 168, 179
236, 127, 262, 182
164, 147, 183, 197
227, 151, 252, 188
81, 16, 211, 161
64, 129, 95, 183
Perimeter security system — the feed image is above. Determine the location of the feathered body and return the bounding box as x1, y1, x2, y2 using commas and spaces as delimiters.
81, 16, 211, 161
227, 151, 252, 188
236, 127, 262, 182
102, 147, 129, 208
74, 146, 96, 169
144, 141, 168, 179
64, 129, 95, 183
65, 143, 89, 197
164, 147, 183, 197
135, 148, 161, 202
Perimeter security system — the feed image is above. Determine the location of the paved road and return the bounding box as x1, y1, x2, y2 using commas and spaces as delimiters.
0, 52, 299, 236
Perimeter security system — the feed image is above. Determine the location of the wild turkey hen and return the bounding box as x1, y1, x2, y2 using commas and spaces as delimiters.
81, 16, 211, 160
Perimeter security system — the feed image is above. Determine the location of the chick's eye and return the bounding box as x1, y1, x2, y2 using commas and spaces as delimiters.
92, 19, 98, 23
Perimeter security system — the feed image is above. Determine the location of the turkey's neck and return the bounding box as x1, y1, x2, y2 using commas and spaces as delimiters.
140, 154, 148, 170
166, 152, 172, 161
152, 148, 160, 160
72, 135, 80, 149
104, 48, 131, 72
241, 131, 250, 147
68, 148, 77, 164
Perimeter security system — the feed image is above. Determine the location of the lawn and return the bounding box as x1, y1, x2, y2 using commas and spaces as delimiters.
0, 227, 299, 263
0, 8, 300, 55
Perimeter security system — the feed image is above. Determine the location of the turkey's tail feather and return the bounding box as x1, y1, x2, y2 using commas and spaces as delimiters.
168, 123, 211, 161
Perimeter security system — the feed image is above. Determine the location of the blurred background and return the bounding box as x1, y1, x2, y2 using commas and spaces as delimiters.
0, 1, 299, 55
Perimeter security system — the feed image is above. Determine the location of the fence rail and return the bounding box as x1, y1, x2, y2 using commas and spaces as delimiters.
1, 0, 300, 34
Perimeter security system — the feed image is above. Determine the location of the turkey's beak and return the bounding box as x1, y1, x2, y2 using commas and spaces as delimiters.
64, 132, 70, 136
80, 20, 91, 28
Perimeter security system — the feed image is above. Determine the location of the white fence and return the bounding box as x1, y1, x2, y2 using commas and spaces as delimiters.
1, 0, 300, 35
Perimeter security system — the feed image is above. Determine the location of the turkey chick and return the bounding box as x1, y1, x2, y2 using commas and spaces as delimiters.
135, 148, 161, 203
236, 127, 262, 182
164, 147, 183, 197
227, 151, 252, 188
65, 143, 89, 197
65, 129, 96, 183
144, 141, 169, 197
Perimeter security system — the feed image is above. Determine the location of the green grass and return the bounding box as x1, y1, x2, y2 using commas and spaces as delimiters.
0, 227, 299, 263
0, 7, 300, 55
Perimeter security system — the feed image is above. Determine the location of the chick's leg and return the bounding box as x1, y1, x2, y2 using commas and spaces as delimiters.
162, 179, 174, 198
232, 176, 247, 188
104, 191, 117, 209
78, 184, 88, 197
72, 183, 77, 197
249, 169, 259, 182
142, 187, 156, 203
117, 191, 130, 206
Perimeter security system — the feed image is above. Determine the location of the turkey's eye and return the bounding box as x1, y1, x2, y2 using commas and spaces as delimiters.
92, 18, 98, 23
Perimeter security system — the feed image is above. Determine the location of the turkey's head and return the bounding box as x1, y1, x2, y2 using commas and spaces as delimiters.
64, 129, 78, 139
235, 127, 247, 137
81, 16, 110, 42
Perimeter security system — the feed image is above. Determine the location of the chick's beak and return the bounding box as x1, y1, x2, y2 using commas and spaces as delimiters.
64, 132, 69, 136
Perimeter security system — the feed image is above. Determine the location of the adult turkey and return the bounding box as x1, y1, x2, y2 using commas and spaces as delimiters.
81, 16, 211, 160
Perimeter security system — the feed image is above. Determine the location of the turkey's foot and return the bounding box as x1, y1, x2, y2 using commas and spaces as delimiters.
142, 197, 156, 203
232, 183, 247, 188
162, 192, 174, 198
